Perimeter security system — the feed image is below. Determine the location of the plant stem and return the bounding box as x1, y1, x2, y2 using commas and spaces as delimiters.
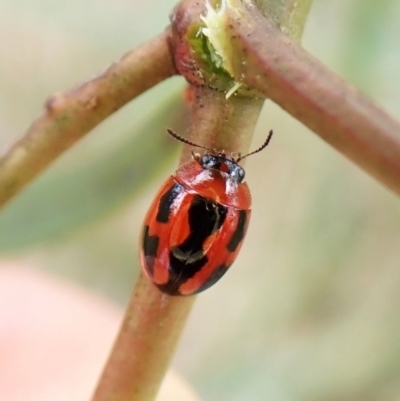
0, 29, 176, 210
226, 1, 400, 196
91, 273, 195, 401
181, 87, 265, 162
254, 0, 313, 42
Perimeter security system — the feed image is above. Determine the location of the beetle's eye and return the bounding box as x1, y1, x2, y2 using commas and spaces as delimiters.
238, 168, 245, 180
201, 154, 211, 165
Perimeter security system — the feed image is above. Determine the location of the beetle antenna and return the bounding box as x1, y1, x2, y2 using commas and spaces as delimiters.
167, 128, 211, 151
236, 130, 274, 162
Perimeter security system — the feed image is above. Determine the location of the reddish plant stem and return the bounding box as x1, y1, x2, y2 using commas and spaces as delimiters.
91, 273, 195, 401
0, 29, 176, 209
227, 1, 400, 196
181, 87, 265, 163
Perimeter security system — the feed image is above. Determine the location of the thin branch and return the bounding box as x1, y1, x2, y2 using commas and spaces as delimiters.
91, 273, 196, 401
182, 86, 265, 162
0, 29, 176, 209
253, 0, 313, 42
226, 1, 400, 196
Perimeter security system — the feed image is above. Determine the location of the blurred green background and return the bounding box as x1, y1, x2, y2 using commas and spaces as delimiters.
1, 0, 400, 400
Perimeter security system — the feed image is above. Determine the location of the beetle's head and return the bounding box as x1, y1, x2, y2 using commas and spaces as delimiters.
195, 153, 245, 183
166, 128, 274, 184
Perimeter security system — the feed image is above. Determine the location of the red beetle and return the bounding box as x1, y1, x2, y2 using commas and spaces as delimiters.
140, 129, 273, 296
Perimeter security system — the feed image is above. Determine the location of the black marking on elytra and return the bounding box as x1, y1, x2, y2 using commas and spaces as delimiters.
197, 264, 230, 294
156, 182, 184, 223
227, 210, 247, 252
159, 195, 228, 295
142, 225, 159, 274
156, 282, 181, 296
156, 252, 209, 296
171, 195, 227, 264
